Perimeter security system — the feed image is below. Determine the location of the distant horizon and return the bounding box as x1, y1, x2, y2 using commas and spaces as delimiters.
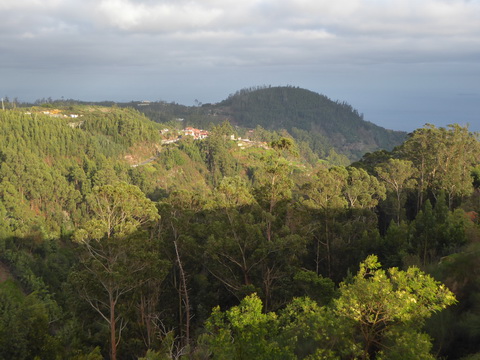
4, 83, 478, 134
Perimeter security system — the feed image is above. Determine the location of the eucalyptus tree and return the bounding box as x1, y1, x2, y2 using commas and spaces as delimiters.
204, 176, 258, 293
71, 183, 167, 360
334, 255, 456, 359
398, 124, 480, 210
205, 173, 304, 310
157, 188, 208, 350
200, 121, 238, 186
300, 165, 347, 276
375, 158, 416, 224
343, 166, 386, 210
253, 138, 306, 309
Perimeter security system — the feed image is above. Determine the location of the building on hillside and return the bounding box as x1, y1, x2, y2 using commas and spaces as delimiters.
183, 127, 209, 140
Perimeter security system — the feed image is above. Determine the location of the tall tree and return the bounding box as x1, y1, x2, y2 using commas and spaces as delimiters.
72, 183, 166, 360
204, 293, 293, 360
204, 256, 456, 360
375, 158, 416, 224
158, 189, 207, 350
398, 124, 480, 210
343, 166, 386, 210
300, 165, 347, 276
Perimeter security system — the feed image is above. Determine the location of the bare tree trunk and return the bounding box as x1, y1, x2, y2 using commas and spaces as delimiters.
173, 239, 190, 348
110, 294, 117, 360
396, 190, 401, 225
325, 213, 332, 278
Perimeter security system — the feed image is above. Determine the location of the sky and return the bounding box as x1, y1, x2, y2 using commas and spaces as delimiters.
1, 0, 479, 132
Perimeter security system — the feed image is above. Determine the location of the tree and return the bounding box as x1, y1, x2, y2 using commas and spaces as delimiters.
270, 136, 298, 157
335, 255, 456, 359
375, 158, 416, 224
200, 121, 238, 186
158, 189, 208, 351
255, 142, 296, 242
204, 293, 293, 360
300, 165, 347, 276
410, 193, 469, 265
343, 166, 386, 209
72, 183, 166, 360
75, 182, 159, 240
0, 280, 60, 359
204, 256, 456, 360
398, 124, 480, 210
204, 176, 259, 295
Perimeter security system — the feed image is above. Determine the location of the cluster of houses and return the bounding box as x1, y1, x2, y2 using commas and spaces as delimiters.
160, 127, 209, 141
25, 109, 82, 119
183, 127, 209, 139
160, 127, 268, 149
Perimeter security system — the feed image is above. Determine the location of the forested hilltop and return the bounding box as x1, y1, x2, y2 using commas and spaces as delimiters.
16, 86, 406, 161
0, 104, 480, 360
123, 86, 406, 161
217, 86, 406, 159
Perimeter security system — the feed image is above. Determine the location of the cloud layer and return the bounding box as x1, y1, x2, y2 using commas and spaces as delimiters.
3, 0, 479, 65
1, 0, 479, 130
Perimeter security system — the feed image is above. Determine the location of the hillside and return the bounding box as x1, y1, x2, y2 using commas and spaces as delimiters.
22, 86, 406, 161
216, 86, 406, 160
127, 86, 406, 160
0, 104, 479, 359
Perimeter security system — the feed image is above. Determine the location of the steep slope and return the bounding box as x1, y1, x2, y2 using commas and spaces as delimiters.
0, 106, 162, 238
217, 86, 406, 160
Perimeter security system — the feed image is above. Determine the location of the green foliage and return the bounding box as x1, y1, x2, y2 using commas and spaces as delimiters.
0, 280, 61, 359
292, 270, 336, 305
472, 165, 480, 189
74, 182, 159, 241
70, 347, 104, 360
219, 86, 406, 160
71, 182, 167, 360
335, 255, 456, 358
344, 166, 386, 209
1, 102, 478, 359
375, 158, 416, 224
204, 256, 455, 360
397, 124, 480, 209
82, 107, 161, 149
430, 241, 480, 358
410, 194, 469, 265
199, 122, 239, 186
204, 293, 294, 360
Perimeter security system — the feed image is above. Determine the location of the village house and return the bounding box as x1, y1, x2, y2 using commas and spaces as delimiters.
183, 127, 209, 140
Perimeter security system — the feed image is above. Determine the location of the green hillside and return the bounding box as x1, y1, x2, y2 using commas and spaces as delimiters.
217, 86, 406, 159
0, 104, 479, 359
125, 86, 406, 161
32, 86, 406, 161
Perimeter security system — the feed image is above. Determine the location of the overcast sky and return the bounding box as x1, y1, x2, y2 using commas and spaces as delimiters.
1, 0, 479, 132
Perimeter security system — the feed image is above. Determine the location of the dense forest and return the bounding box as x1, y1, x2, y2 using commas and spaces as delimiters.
128, 86, 406, 161
0, 101, 480, 360
19, 86, 407, 162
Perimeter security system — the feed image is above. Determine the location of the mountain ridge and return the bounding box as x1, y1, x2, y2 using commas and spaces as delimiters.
128, 86, 406, 160
8, 86, 406, 161
215, 86, 406, 160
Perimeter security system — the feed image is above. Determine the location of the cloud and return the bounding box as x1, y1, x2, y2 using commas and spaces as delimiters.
94, 0, 224, 32
1, 0, 479, 130
2, 0, 479, 58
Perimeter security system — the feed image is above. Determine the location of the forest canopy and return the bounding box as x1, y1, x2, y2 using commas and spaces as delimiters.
0, 104, 479, 359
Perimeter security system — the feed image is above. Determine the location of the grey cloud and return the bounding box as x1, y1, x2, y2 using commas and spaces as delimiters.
1, 0, 479, 132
